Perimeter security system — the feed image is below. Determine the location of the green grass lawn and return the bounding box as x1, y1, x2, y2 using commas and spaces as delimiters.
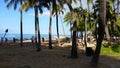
101, 44, 120, 58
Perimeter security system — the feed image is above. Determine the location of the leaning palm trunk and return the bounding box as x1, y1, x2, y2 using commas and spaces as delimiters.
20, 1, 23, 47
91, 0, 106, 66
84, 16, 87, 49
105, 25, 111, 46
116, 0, 119, 25
49, 8, 52, 49
79, 0, 83, 8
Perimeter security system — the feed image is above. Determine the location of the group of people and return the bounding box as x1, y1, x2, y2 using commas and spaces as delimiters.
31, 36, 45, 44
0, 37, 8, 43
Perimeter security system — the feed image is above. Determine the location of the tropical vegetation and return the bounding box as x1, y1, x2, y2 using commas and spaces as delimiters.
4, 0, 120, 67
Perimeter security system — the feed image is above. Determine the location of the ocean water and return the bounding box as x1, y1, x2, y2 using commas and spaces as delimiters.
0, 33, 70, 41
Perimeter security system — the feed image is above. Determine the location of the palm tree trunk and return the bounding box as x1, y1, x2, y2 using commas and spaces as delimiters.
34, 6, 41, 51
37, 19, 41, 51
84, 16, 87, 49
56, 14, 60, 46
70, 22, 72, 38
92, 1, 98, 39
20, 1, 23, 47
105, 25, 111, 46
80, 0, 87, 49
79, 0, 83, 8
71, 22, 78, 58
65, 0, 78, 58
117, 0, 119, 14
49, 8, 52, 49
94, 20, 98, 40
55, 1, 60, 46
34, 9, 38, 50
87, 0, 90, 22
91, 0, 106, 66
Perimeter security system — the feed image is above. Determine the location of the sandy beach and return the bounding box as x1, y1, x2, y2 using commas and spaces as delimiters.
0, 40, 120, 68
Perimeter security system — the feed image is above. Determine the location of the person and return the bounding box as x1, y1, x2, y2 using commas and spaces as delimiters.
0, 37, 3, 46
13, 37, 16, 43
1, 37, 3, 42
66, 37, 69, 42
77, 38, 84, 47
42, 37, 45, 42
31, 36, 34, 43
5, 38, 8, 43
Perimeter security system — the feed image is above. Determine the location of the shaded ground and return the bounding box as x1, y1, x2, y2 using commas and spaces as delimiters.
0, 42, 120, 68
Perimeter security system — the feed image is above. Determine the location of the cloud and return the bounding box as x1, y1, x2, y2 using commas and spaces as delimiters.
29, 11, 50, 17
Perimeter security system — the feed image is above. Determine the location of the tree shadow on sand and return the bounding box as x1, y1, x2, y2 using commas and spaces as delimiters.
0, 42, 119, 68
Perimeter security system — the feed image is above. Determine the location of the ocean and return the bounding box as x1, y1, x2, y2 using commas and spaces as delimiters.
0, 33, 70, 41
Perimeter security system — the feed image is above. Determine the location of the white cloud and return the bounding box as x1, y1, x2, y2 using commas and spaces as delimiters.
29, 11, 50, 17
41, 11, 50, 16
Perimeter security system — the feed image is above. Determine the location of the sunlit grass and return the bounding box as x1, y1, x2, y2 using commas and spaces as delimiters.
101, 44, 120, 58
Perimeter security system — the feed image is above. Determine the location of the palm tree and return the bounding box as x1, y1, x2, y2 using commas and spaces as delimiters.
20, 0, 23, 47
53, 4, 66, 45
91, 0, 106, 66
84, 10, 88, 51
55, 2, 60, 46
34, 6, 41, 51
93, 0, 112, 45
48, 4, 53, 49
79, 0, 82, 8
60, 15, 66, 37
4, 0, 23, 47
20, 0, 41, 51
78, 0, 91, 54
65, 0, 78, 58
48, 0, 65, 48
52, 0, 61, 46
58, 6, 66, 37
92, 0, 98, 40
115, 0, 120, 36
117, 1, 120, 17
20, 0, 50, 51
49, 0, 65, 46
80, 0, 88, 51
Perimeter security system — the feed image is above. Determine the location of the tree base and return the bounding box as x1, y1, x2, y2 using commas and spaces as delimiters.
86, 47, 94, 56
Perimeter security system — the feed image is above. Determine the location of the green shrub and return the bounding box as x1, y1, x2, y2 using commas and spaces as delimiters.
111, 44, 120, 53
103, 44, 109, 48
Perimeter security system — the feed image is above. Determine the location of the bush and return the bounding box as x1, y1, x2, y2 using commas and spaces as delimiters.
111, 44, 120, 53
103, 44, 109, 48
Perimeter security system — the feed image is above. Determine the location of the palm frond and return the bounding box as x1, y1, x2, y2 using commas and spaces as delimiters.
6, 0, 14, 9
14, 0, 19, 10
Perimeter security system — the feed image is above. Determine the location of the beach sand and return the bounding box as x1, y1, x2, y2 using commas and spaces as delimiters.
0, 40, 120, 68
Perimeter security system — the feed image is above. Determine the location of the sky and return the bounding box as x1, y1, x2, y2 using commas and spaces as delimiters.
0, 0, 87, 35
